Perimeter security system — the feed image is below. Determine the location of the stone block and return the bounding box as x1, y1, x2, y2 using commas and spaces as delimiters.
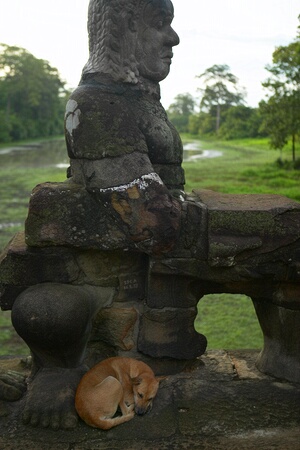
138, 307, 207, 359
91, 306, 138, 351
147, 273, 201, 308
25, 182, 130, 250
0, 233, 80, 309
194, 189, 300, 267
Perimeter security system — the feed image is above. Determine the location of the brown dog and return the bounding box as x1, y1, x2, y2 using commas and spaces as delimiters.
75, 357, 162, 430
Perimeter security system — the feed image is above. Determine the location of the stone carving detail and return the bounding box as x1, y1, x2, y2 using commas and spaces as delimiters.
0, 0, 300, 431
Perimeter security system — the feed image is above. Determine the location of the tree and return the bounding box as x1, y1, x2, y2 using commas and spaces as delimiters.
196, 64, 245, 133
167, 93, 196, 132
0, 44, 68, 142
260, 18, 300, 163
219, 105, 264, 140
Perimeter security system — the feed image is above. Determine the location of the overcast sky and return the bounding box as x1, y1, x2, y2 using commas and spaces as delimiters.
0, 0, 299, 109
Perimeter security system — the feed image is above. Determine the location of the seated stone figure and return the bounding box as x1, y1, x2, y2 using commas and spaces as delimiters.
65, 0, 183, 256
10, 0, 186, 430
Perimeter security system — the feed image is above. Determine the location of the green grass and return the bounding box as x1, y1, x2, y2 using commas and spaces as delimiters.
196, 294, 263, 350
182, 135, 300, 201
1, 136, 299, 354
0, 311, 29, 356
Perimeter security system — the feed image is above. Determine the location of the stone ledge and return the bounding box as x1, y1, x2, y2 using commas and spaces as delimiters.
0, 350, 299, 450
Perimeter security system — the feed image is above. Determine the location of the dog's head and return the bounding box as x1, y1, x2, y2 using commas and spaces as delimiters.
131, 374, 164, 415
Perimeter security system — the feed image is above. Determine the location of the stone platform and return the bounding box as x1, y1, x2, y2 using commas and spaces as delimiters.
0, 350, 299, 449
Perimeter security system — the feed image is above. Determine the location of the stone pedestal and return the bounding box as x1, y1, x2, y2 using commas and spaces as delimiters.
1, 185, 300, 381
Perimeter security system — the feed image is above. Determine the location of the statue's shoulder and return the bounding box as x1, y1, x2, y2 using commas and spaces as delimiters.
69, 82, 127, 111
65, 78, 148, 160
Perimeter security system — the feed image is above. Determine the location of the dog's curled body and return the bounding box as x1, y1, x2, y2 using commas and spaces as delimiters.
75, 357, 161, 430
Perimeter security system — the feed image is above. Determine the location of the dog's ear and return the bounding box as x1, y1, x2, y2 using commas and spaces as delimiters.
131, 376, 142, 385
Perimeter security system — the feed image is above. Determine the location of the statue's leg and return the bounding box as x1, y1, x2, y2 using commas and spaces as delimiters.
11, 283, 114, 429
139, 273, 207, 361
253, 299, 300, 383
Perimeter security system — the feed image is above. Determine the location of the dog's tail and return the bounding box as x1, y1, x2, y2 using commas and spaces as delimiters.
92, 411, 135, 430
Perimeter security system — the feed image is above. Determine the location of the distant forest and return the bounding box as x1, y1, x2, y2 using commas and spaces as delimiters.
168, 16, 300, 162
0, 44, 69, 143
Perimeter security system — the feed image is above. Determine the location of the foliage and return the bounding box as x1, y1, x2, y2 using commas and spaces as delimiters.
188, 106, 264, 140
167, 93, 196, 132
259, 18, 300, 163
218, 105, 265, 140
196, 64, 246, 132
188, 111, 216, 135
0, 44, 69, 143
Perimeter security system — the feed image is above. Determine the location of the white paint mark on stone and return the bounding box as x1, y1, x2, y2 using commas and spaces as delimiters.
65, 99, 81, 135
98, 172, 163, 193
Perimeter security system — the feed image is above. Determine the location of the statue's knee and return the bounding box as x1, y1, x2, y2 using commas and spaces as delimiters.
12, 283, 92, 346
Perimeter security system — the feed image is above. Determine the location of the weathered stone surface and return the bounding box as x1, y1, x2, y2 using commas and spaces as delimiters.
0, 233, 149, 311
0, 233, 79, 286
254, 301, 300, 383
75, 249, 147, 291
70, 155, 153, 189
147, 272, 202, 308
25, 177, 183, 256
91, 306, 138, 351
138, 307, 207, 359
25, 182, 131, 250
194, 189, 300, 266
0, 233, 80, 310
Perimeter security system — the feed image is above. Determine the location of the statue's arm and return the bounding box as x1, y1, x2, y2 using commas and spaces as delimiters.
69, 153, 182, 257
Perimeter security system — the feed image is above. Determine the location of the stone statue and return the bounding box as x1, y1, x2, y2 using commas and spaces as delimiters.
65, 0, 183, 257
1, 0, 300, 433
8, 0, 188, 430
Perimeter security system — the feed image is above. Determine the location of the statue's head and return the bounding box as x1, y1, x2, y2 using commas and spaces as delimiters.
83, 0, 179, 84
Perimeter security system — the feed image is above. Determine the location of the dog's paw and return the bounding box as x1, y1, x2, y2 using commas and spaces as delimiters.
125, 402, 135, 413
125, 410, 135, 419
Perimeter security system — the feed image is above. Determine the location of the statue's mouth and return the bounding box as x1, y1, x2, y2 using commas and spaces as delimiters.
161, 52, 173, 63
161, 53, 173, 64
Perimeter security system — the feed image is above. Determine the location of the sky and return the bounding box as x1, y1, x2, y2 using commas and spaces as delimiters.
0, 0, 299, 109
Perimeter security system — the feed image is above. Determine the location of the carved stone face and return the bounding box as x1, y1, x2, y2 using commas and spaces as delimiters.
136, 0, 180, 82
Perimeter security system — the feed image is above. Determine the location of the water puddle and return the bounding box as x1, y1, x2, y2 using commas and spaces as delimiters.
0, 222, 22, 230
183, 142, 222, 162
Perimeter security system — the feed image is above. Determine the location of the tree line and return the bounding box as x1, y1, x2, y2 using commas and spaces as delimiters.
168, 16, 300, 164
0, 44, 69, 143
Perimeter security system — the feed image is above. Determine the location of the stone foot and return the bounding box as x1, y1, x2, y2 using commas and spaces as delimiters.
22, 366, 87, 430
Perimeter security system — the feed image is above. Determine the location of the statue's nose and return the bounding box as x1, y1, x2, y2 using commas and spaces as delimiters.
166, 27, 180, 47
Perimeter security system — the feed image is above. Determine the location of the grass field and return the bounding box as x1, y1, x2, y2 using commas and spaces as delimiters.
182, 134, 300, 200
0, 135, 299, 355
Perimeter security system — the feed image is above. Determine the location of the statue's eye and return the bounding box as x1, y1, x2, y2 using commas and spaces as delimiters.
138, 393, 144, 399
156, 20, 164, 29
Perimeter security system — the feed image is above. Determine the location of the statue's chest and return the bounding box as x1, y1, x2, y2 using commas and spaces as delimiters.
134, 97, 182, 165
